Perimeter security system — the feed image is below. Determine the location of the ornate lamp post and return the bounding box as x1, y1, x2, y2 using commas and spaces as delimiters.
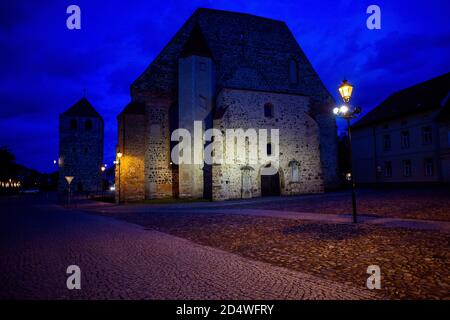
333, 80, 361, 223
116, 152, 123, 204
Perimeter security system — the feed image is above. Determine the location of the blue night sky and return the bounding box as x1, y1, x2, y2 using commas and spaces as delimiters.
1, 0, 449, 173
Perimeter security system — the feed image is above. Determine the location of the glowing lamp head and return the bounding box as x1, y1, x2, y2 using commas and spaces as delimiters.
339, 105, 349, 114
117, 152, 123, 159
333, 107, 340, 115
101, 166, 106, 172
338, 79, 353, 103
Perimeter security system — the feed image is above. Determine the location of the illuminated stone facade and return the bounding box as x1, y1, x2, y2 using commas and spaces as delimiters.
212, 89, 323, 200
116, 8, 338, 202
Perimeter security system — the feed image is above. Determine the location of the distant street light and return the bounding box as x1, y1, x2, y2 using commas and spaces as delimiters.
334, 79, 361, 223
100, 165, 106, 199
117, 152, 123, 204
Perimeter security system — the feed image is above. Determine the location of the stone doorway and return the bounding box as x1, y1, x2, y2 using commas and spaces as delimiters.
261, 170, 280, 197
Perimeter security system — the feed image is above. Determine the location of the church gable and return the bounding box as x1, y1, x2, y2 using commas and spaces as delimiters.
131, 8, 333, 112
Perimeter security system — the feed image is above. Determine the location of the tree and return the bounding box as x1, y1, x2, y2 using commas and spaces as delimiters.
0, 146, 18, 180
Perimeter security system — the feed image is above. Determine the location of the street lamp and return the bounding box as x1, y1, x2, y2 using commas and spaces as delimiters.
117, 152, 123, 204
100, 165, 106, 199
338, 79, 353, 103
334, 79, 361, 223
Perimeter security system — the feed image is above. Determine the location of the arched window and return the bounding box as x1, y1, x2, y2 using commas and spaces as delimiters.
241, 166, 254, 198
264, 103, 274, 118
289, 59, 299, 84
267, 143, 272, 156
85, 119, 93, 130
70, 119, 77, 130
289, 160, 300, 182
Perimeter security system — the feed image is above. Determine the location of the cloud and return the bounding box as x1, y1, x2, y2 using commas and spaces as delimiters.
362, 32, 450, 73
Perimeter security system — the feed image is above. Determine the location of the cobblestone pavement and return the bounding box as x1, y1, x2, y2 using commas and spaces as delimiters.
0, 196, 378, 300
89, 208, 449, 299
87, 187, 450, 222
223, 187, 450, 221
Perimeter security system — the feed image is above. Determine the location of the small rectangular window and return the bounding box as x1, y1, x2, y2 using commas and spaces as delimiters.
264, 103, 274, 118
267, 143, 272, 156
291, 164, 299, 182
424, 158, 434, 176
402, 160, 412, 177
384, 161, 392, 178
422, 126, 432, 145
401, 131, 410, 149
383, 135, 391, 151
289, 60, 298, 84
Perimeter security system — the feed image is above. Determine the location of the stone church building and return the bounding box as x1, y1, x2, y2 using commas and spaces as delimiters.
58, 97, 104, 194
116, 8, 338, 202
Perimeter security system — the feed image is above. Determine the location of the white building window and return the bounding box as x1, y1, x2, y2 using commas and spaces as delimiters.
401, 130, 410, 149
402, 160, 412, 177
383, 134, 391, 151
384, 161, 392, 178
422, 126, 432, 145
424, 158, 434, 176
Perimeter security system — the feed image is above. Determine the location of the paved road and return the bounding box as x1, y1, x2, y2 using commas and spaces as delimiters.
0, 195, 377, 299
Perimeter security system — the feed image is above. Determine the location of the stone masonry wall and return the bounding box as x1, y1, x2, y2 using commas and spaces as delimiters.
143, 97, 174, 199
212, 88, 323, 201
116, 113, 146, 202
58, 115, 103, 194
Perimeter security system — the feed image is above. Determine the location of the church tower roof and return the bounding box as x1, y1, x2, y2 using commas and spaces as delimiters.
62, 97, 102, 118
180, 24, 212, 58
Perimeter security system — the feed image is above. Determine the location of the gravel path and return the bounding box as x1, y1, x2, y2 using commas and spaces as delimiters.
0, 197, 377, 300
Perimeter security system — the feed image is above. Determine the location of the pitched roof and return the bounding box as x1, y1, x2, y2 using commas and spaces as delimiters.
118, 101, 145, 118
353, 72, 450, 129
180, 24, 212, 58
131, 8, 334, 113
62, 97, 102, 118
